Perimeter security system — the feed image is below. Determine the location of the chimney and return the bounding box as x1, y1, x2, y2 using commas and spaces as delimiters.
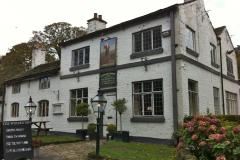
87, 13, 107, 33
31, 44, 46, 68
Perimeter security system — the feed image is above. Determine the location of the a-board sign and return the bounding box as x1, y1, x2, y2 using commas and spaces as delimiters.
2, 121, 33, 160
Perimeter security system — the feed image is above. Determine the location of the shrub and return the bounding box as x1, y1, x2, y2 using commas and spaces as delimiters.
87, 123, 96, 134
107, 124, 117, 135
179, 115, 240, 160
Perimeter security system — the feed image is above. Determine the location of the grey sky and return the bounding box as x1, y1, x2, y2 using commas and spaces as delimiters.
0, 0, 239, 55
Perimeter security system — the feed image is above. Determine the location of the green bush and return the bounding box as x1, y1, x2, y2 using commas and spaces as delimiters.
217, 115, 240, 123
87, 123, 96, 134
106, 124, 117, 135
178, 115, 240, 160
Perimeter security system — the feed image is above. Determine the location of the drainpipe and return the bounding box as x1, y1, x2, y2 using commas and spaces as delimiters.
170, 10, 178, 132
218, 37, 225, 115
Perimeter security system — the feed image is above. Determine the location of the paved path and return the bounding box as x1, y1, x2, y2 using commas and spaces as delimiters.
34, 141, 96, 160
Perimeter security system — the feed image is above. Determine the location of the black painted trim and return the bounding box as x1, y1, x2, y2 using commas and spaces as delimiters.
130, 116, 165, 123
130, 48, 163, 59
53, 113, 64, 116
186, 47, 199, 57
211, 62, 220, 68
69, 64, 90, 72
99, 88, 117, 93
67, 117, 88, 122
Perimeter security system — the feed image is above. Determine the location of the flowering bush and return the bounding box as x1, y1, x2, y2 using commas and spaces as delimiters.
178, 115, 240, 160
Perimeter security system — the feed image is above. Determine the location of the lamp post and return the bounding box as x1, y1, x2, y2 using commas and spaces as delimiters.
24, 96, 37, 122
91, 90, 107, 156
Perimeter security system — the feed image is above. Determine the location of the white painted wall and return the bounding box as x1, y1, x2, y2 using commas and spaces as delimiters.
31, 48, 46, 68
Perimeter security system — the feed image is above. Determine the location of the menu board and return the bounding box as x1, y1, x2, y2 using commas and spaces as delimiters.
2, 121, 33, 160
99, 72, 117, 88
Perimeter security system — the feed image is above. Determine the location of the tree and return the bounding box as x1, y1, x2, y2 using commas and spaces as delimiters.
76, 102, 91, 129
112, 98, 127, 131
31, 22, 86, 59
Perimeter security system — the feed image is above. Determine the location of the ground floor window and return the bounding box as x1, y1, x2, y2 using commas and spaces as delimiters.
188, 80, 198, 116
226, 91, 238, 115
213, 87, 221, 115
11, 103, 19, 117
70, 88, 88, 116
38, 100, 49, 117
133, 79, 163, 116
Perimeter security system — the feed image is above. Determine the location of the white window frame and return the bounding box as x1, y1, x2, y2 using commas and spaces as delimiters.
39, 77, 50, 89
188, 80, 199, 116
213, 87, 220, 115
70, 88, 88, 117
226, 91, 238, 115
226, 56, 234, 76
11, 103, 19, 117
71, 46, 90, 67
186, 26, 196, 51
210, 43, 218, 66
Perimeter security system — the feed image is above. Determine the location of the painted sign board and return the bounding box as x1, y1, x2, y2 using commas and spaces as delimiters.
2, 121, 33, 160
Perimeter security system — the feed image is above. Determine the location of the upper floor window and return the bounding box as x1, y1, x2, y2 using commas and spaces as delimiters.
186, 26, 196, 51
133, 26, 162, 53
38, 100, 49, 117
70, 88, 88, 117
133, 79, 163, 116
210, 43, 219, 67
226, 56, 234, 76
11, 103, 19, 117
12, 83, 21, 94
72, 46, 90, 67
39, 77, 50, 89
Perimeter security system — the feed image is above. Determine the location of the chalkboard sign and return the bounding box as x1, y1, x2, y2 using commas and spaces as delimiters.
100, 72, 117, 88
2, 121, 33, 160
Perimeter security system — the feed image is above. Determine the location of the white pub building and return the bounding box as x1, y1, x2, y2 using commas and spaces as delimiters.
2, 0, 240, 142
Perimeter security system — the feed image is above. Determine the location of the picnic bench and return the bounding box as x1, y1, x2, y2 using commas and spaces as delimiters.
31, 121, 52, 136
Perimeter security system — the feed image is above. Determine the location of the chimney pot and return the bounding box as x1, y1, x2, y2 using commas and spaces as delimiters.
98, 15, 102, 20
94, 13, 98, 18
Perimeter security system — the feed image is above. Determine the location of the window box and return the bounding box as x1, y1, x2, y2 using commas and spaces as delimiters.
130, 116, 165, 123
69, 64, 90, 72
186, 47, 199, 57
130, 48, 163, 59
67, 117, 88, 122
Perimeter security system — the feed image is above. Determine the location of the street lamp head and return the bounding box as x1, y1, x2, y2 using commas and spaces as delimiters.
24, 96, 37, 116
91, 90, 107, 113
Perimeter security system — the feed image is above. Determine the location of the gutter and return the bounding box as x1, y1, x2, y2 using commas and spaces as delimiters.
170, 10, 178, 132
218, 37, 225, 115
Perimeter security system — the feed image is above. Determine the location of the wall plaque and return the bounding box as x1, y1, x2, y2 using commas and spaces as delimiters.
2, 121, 33, 160
100, 72, 117, 88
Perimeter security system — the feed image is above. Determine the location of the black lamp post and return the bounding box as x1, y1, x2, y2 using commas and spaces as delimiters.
91, 90, 107, 156
24, 96, 37, 122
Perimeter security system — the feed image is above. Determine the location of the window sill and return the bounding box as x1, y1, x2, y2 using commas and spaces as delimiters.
130, 116, 165, 123
69, 64, 90, 72
67, 117, 88, 122
53, 112, 63, 116
227, 72, 235, 79
130, 48, 163, 59
211, 62, 220, 68
186, 47, 199, 57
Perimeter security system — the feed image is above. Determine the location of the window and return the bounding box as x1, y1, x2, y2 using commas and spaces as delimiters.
70, 88, 88, 117
133, 26, 162, 53
12, 83, 21, 94
213, 87, 220, 115
39, 77, 50, 89
133, 79, 163, 116
72, 46, 90, 67
226, 56, 234, 76
210, 44, 218, 67
226, 91, 238, 115
186, 26, 196, 51
188, 80, 198, 116
38, 100, 49, 117
11, 103, 19, 117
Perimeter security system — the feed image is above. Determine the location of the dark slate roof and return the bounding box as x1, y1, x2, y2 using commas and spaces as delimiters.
215, 26, 226, 36
60, 4, 179, 47
6, 61, 60, 84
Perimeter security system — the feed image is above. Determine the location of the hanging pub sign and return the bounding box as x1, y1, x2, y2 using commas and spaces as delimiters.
100, 37, 117, 68
2, 121, 33, 160
100, 72, 117, 88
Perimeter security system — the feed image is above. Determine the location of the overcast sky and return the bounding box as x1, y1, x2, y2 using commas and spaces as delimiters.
0, 0, 239, 55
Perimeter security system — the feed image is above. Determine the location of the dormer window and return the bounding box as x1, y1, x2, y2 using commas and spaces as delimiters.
72, 46, 90, 67
12, 83, 21, 94
39, 77, 50, 89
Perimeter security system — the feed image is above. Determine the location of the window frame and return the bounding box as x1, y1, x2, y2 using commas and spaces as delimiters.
11, 102, 19, 117
132, 79, 164, 116
213, 87, 220, 115
188, 79, 199, 116
39, 77, 50, 89
71, 46, 90, 67
186, 25, 196, 52
210, 43, 219, 68
12, 83, 21, 94
132, 26, 162, 54
226, 56, 234, 77
38, 100, 49, 117
70, 88, 88, 117
226, 91, 238, 115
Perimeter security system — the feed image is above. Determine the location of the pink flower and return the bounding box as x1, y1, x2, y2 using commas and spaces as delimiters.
199, 141, 207, 147
191, 134, 198, 141
209, 134, 225, 142
220, 127, 226, 134
216, 155, 226, 160
208, 125, 217, 132
233, 126, 240, 134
